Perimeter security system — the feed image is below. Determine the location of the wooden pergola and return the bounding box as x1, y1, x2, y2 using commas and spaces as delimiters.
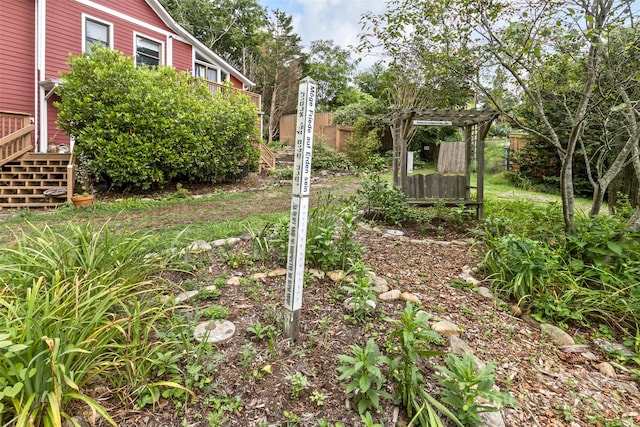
390, 108, 499, 219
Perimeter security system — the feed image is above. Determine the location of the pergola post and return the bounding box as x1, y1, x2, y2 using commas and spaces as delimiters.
463, 125, 472, 201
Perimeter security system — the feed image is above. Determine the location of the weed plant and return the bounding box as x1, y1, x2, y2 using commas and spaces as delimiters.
357, 175, 412, 225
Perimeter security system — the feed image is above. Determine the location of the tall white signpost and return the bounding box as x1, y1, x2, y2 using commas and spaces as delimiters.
284, 77, 316, 340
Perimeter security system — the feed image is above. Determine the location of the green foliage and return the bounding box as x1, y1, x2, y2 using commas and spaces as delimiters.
385, 303, 458, 426
312, 140, 352, 172
343, 126, 385, 171
481, 199, 640, 337
341, 263, 378, 322
274, 194, 362, 271
56, 47, 259, 192
285, 372, 309, 399
435, 354, 516, 426
336, 338, 392, 415
357, 175, 412, 225
306, 40, 355, 111
0, 223, 180, 425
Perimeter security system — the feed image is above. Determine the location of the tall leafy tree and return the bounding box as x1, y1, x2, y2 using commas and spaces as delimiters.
306, 40, 355, 111
257, 9, 305, 143
360, 0, 637, 232
160, 0, 267, 73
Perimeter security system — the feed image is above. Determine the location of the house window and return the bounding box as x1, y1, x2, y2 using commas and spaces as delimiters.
85, 18, 111, 53
194, 61, 224, 83
136, 36, 161, 67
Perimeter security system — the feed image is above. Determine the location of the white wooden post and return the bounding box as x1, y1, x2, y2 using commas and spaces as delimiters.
284, 77, 316, 341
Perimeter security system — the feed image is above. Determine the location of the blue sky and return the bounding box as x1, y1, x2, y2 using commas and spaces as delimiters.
258, 0, 388, 69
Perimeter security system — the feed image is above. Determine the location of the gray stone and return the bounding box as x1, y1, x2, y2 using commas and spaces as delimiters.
479, 410, 506, 427
593, 338, 635, 357
378, 289, 402, 301
384, 229, 405, 237
581, 351, 598, 361
462, 265, 473, 275
250, 272, 268, 280
460, 272, 481, 286
194, 320, 236, 344
343, 297, 376, 312
595, 362, 617, 378
477, 286, 494, 299
187, 240, 212, 252
174, 290, 199, 303
540, 323, 575, 346
212, 237, 241, 247
449, 336, 474, 355
371, 275, 390, 294
400, 292, 421, 304
431, 320, 461, 337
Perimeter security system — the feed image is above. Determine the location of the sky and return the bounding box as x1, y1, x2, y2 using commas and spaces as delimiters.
258, 0, 389, 70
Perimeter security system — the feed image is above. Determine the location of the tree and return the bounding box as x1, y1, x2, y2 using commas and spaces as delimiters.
257, 9, 305, 143
160, 0, 267, 73
360, 0, 637, 233
306, 40, 355, 111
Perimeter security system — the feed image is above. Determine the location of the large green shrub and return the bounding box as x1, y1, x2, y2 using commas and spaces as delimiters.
56, 47, 259, 191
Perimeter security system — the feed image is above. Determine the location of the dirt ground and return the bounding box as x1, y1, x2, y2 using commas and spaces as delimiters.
80, 174, 640, 427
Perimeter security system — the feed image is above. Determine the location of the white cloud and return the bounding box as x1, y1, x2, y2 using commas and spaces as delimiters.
262, 0, 389, 70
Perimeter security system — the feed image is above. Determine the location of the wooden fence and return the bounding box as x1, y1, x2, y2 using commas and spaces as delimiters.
437, 141, 465, 174
279, 112, 354, 152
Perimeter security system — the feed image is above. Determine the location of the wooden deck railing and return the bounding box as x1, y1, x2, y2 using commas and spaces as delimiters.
204, 81, 262, 112
0, 112, 35, 167
257, 142, 276, 171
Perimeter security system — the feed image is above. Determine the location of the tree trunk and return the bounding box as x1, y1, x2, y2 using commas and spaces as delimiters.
268, 84, 277, 144
560, 156, 576, 234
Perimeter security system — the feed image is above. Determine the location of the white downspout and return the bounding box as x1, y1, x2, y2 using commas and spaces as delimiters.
36, 0, 47, 153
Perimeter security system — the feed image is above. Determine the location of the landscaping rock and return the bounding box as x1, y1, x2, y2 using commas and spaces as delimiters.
477, 286, 494, 299
595, 362, 617, 378
212, 237, 241, 247
226, 276, 241, 286
343, 297, 376, 312
267, 268, 287, 277
193, 320, 236, 344
431, 320, 461, 337
371, 275, 390, 294
593, 338, 634, 357
540, 323, 575, 346
522, 314, 540, 328
187, 240, 212, 252
449, 336, 474, 355
461, 272, 481, 286
250, 272, 268, 280
174, 290, 199, 303
327, 270, 347, 282
384, 229, 405, 237
509, 305, 523, 317
378, 289, 402, 301
479, 410, 506, 427
400, 291, 421, 304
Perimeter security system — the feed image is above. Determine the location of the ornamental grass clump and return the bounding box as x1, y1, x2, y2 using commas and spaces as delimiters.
0, 222, 181, 426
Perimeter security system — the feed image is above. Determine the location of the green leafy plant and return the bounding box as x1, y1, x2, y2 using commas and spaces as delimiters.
310, 390, 327, 406
385, 302, 461, 426
357, 174, 412, 225
336, 338, 392, 415
247, 321, 277, 341
435, 353, 516, 426
341, 263, 378, 322
285, 372, 309, 399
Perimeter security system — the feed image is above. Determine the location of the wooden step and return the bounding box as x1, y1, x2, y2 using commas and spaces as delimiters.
0, 153, 73, 208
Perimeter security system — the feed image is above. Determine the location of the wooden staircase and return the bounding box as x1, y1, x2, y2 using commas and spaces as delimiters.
1, 112, 73, 209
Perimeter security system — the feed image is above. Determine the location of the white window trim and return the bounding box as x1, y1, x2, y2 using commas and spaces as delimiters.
194, 59, 231, 83
133, 32, 164, 67
82, 13, 114, 52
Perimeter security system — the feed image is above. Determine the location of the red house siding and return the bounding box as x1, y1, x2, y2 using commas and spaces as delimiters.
230, 75, 242, 90
0, 0, 36, 115
172, 39, 193, 71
